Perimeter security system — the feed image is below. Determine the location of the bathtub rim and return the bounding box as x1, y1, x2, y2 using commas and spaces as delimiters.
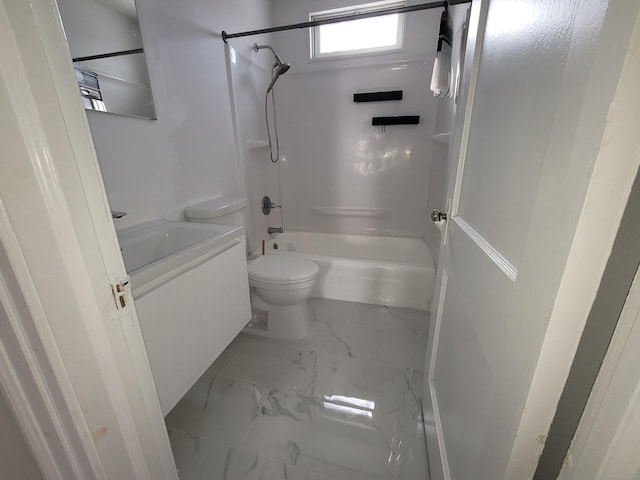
262, 230, 434, 266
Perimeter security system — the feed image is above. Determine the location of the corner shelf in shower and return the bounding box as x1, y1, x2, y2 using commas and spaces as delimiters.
432, 133, 452, 144
246, 140, 269, 150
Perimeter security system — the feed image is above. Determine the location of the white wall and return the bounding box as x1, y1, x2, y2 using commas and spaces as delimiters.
271, 0, 442, 237
81, 0, 272, 230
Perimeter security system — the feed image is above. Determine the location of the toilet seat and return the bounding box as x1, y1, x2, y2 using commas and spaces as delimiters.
248, 255, 319, 285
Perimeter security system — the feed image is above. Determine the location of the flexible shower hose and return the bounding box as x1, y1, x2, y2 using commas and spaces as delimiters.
265, 65, 280, 163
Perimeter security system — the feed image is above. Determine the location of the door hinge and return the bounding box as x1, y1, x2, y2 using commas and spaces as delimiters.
110, 275, 131, 311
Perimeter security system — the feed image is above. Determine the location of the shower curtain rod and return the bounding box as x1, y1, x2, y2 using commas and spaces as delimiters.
222, 0, 471, 42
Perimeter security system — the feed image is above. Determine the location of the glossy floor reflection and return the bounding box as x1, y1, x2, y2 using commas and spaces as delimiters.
166, 298, 430, 480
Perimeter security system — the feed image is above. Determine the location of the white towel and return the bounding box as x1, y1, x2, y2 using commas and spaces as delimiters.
430, 9, 453, 98
431, 47, 451, 97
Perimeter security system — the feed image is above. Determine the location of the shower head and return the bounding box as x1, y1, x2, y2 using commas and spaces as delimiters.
254, 43, 290, 92
275, 61, 291, 76
266, 63, 290, 93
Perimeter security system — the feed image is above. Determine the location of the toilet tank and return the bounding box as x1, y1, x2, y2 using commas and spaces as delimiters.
185, 196, 247, 225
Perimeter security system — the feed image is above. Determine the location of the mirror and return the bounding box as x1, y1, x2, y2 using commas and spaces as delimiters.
57, 0, 156, 119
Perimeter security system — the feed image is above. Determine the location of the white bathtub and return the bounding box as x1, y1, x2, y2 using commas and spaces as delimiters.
260, 231, 435, 311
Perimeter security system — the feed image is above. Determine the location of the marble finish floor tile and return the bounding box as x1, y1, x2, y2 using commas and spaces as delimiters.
244, 388, 425, 480
165, 375, 267, 448
350, 303, 431, 337
169, 428, 309, 480
166, 298, 430, 480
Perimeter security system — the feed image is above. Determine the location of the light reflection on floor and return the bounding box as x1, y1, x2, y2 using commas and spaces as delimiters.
166, 298, 430, 480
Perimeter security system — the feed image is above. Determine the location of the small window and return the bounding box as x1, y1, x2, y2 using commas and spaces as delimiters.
74, 66, 107, 112
310, 0, 405, 59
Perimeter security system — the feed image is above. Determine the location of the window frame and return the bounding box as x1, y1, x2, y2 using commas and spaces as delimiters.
309, 0, 406, 60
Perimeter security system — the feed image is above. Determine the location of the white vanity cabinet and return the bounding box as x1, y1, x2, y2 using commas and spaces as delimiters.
133, 235, 250, 415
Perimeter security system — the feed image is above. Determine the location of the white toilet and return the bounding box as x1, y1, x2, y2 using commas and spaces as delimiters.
185, 196, 319, 340
248, 255, 319, 340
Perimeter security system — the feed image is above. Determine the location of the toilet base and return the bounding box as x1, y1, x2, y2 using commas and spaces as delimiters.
266, 302, 311, 340
245, 301, 311, 340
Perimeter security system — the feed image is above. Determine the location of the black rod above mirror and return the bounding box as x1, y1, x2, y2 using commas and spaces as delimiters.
72, 48, 144, 63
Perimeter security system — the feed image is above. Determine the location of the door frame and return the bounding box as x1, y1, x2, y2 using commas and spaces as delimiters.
424, 3, 640, 480
503, 7, 640, 477
557, 243, 640, 478
0, 0, 176, 478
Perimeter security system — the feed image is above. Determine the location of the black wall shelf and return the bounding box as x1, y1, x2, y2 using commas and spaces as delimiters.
372, 115, 420, 126
353, 90, 403, 103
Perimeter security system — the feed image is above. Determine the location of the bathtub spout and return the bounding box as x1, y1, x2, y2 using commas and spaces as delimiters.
268, 227, 283, 235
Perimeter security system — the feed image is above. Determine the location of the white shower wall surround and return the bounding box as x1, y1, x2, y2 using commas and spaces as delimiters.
276, 60, 438, 237
265, 0, 442, 238
226, 44, 283, 253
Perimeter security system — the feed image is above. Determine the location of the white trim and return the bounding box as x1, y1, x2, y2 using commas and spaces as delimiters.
443, 0, 488, 245
427, 271, 451, 480
0, 228, 91, 480
453, 217, 517, 281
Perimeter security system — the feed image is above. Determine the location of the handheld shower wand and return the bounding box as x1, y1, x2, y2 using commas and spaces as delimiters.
266, 62, 291, 93
253, 44, 290, 162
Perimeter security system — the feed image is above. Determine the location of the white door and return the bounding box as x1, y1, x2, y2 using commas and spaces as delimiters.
423, 1, 640, 480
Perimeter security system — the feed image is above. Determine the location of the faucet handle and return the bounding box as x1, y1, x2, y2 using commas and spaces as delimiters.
261, 196, 281, 215
111, 210, 127, 219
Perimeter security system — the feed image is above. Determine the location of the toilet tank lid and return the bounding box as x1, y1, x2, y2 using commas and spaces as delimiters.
185, 196, 247, 219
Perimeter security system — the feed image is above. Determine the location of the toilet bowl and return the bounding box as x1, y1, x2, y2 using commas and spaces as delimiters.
185, 196, 318, 339
248, 255, 319, 340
